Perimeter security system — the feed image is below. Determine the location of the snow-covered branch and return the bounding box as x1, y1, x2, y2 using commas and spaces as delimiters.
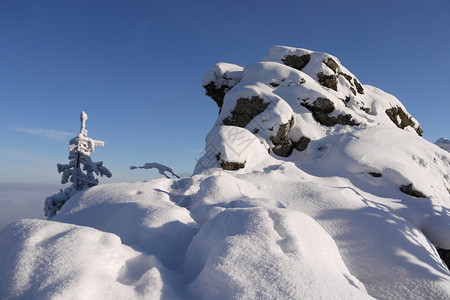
130, 162, 180, 179
44, 111, 111, 219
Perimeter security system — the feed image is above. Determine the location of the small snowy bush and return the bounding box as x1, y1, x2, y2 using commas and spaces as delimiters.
44, 111, 111, 218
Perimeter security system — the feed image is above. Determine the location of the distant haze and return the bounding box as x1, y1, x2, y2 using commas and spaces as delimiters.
0, 183, 62, 230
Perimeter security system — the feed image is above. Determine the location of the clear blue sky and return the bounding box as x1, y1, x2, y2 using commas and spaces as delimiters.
1, 0, 449, 184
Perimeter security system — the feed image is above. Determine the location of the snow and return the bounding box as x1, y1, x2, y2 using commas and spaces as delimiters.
194, 125, 269, 173
1, 46, 450, 299
201, 62, 243, 89
436, 137, 450, 152
183, 207, 371, 299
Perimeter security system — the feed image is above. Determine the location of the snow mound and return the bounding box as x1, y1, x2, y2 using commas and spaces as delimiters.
194, 125, 269, 173
0, 181, 374, 299
0, 219, 172, 299
183, 207, 371, 299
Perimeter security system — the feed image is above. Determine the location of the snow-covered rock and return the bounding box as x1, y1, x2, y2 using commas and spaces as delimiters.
1, 46, 450, 299
194, 125, 269, 173
436, 137, 450, 152
201, 45, 424, 163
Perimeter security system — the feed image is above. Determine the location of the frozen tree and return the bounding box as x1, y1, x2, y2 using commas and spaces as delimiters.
44, 111, 112, 219
130, 163, 180, 179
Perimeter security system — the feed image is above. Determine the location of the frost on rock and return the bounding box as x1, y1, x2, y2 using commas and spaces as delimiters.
130, 163, 180, 179
44, 111, 111, 219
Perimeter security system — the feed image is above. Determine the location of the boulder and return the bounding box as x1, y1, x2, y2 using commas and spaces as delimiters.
317, 72, 338, 91
385, 107, 423, 136
223, 96, 270, 128
281, 54, 311, 71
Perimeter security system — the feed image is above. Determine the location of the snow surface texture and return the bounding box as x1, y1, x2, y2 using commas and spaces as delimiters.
1, 46, 450, 299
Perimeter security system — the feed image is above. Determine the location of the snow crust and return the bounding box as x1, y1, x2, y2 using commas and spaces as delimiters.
1, 46, 450, 299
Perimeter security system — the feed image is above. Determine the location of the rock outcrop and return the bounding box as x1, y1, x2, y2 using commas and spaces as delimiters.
202, 63, 244, 110
201, 46, 425, 172
386, 106, 423, 136
222, 96, 269, 128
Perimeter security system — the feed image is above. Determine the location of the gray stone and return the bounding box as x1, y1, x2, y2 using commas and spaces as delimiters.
312, 97, 335, 114
203, 81, 231, 110
338, 72, 354, 85
293, 137, 311, 151
353, 78, 364, 94
301, 98, 356, 127
281, 54, 311, 71
317, 72, 338, 91
385, 107, 423, 136
270, 117, 295, 157
223, 96, 270, 128
324, 58, 339, 73
400, 184, 427, 198
221, 161, 246, 170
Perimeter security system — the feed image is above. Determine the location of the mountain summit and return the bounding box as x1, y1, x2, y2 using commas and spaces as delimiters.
1, 46, 450, 299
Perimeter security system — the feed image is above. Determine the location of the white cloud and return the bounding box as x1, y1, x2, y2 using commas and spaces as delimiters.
11, 127, 75, 140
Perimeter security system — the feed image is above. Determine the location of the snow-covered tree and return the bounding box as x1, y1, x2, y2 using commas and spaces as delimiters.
130, 162, 180, 179
44, 111, 112, 218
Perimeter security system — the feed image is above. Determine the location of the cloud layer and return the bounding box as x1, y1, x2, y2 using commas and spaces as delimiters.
11, 127, 75, 140
0, 183, 61, 230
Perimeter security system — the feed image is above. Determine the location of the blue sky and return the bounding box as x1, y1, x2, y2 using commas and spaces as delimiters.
1, 0, 449, 185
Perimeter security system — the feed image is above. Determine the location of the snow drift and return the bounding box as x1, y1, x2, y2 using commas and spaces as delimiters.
1, 46, 450, 299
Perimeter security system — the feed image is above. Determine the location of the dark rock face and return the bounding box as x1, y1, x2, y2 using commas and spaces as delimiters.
369, 172, 382, 177
341, 97, 351, 107
324, 58, 338, 73
204, 81, 231, 110
301, 97, 356, 127
281, 54, 311, 71
353, 79, 364, 94
437, 249, 450, 269
400, 184, 427, 198
311, 97, 335, 114
360, 106, 371, 114
339, 72, 353, 84
293, 136, 311, 151
216, 152, 246, 170
270, 117, 294, 157
385, 107, 423, 136
269, 82, 280, 87
316, 113, 355, 126
223, 96, 270, 128
317, 72, 338, 91
221, 161, 246, 170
